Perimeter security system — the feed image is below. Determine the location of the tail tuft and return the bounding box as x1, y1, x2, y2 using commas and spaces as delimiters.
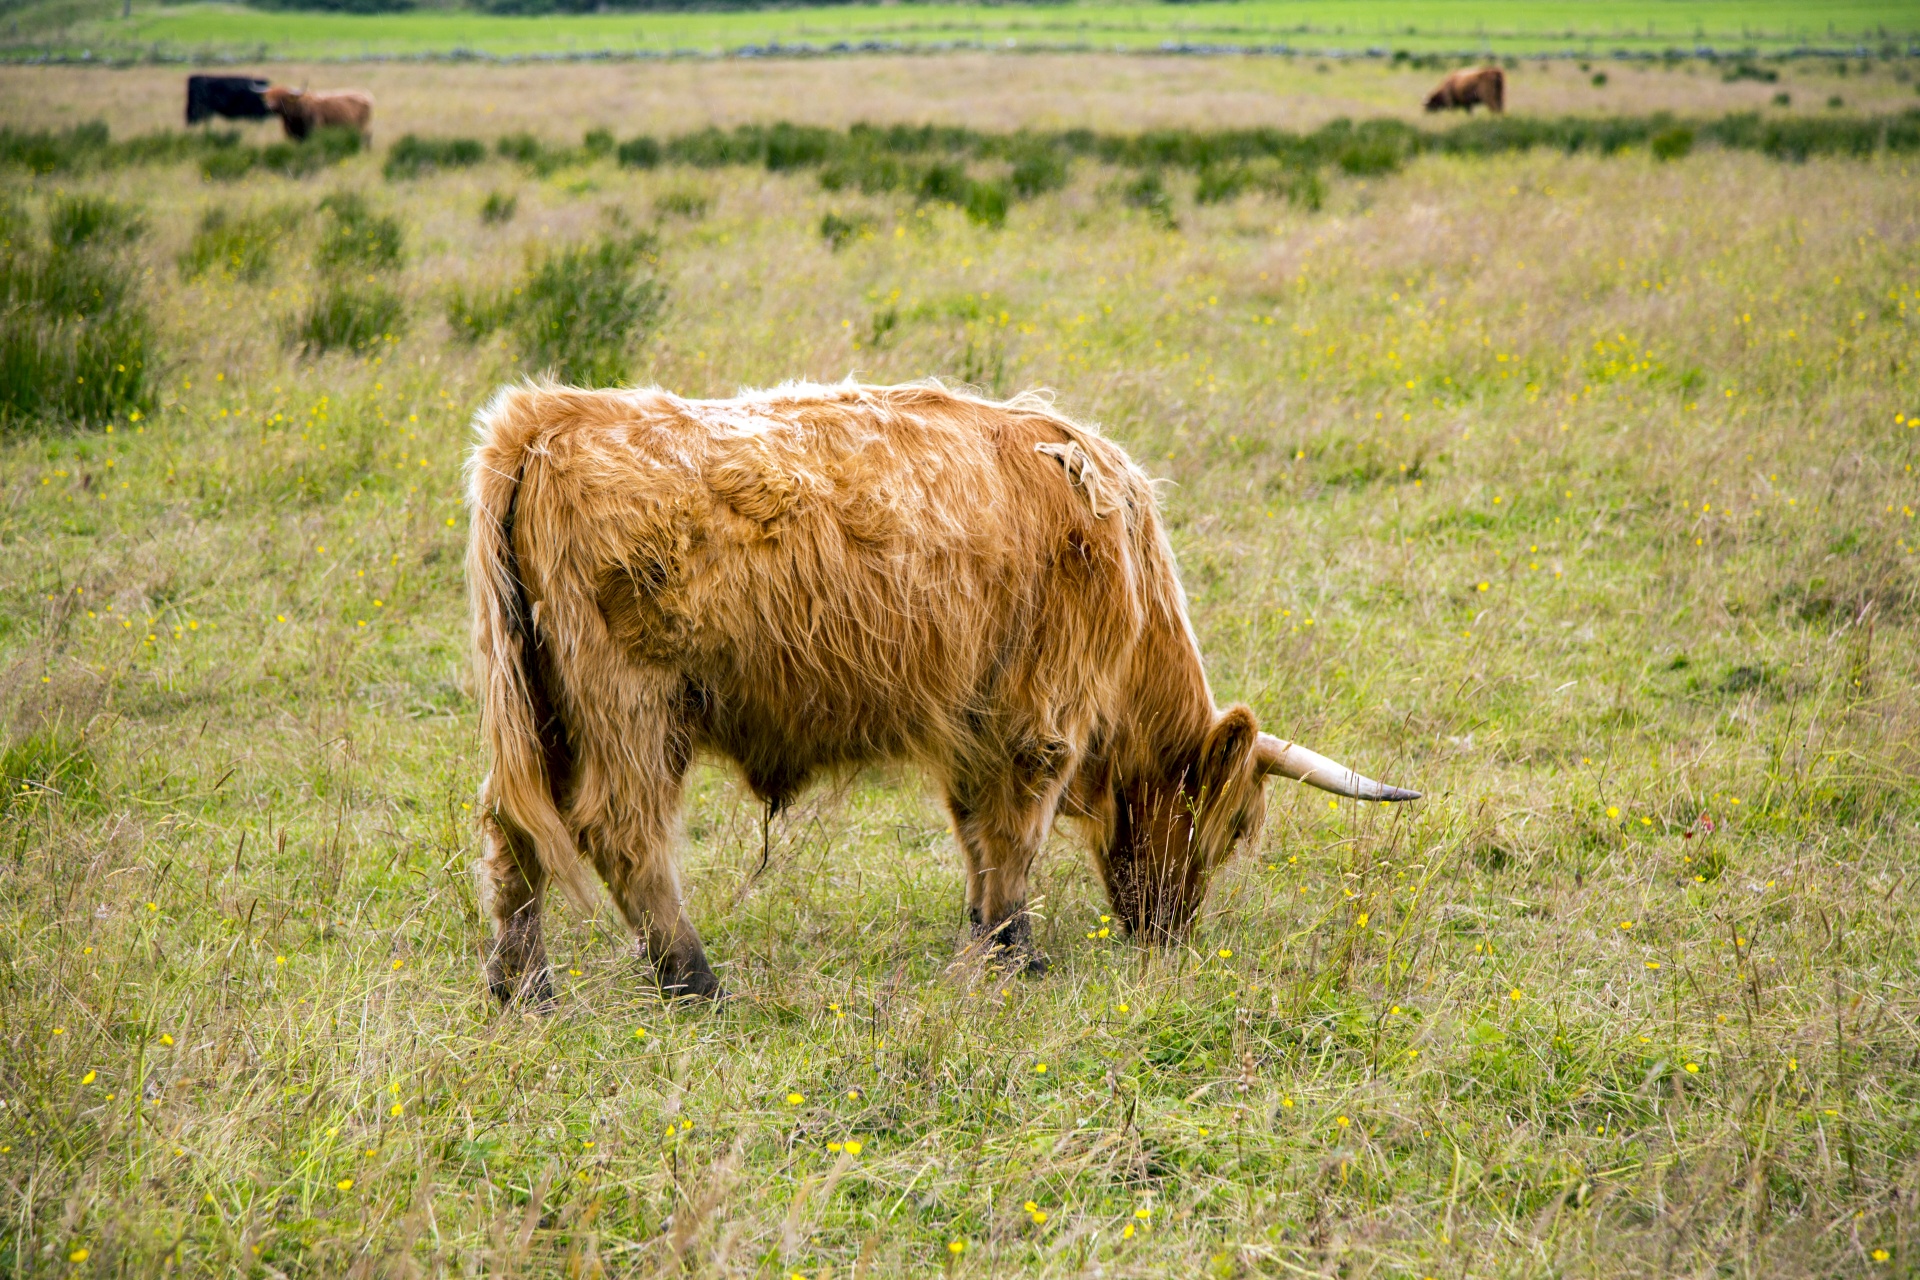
467, 383, 602, 916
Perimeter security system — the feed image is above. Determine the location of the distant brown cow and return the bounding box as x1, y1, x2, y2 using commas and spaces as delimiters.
468, 380, 1418, 1004
1425, 67, 1505, 114
262, 85, 373, 141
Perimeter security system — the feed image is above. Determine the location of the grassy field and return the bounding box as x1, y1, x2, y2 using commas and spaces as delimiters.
4, 58, 1920, 1278
10, 54, 1920, 140
11, 0, 1920, 62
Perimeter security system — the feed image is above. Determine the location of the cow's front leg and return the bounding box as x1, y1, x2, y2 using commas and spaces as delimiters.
608, 853, 722, 1000
574, 754, 722, 1000
477, 800, 556, 1010
946, 781, 1058, 976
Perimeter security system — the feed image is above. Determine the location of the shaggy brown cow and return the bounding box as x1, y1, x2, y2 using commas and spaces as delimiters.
261, 85, 374, 141
469, 381, 1418, 1003
1425, 67, 1505, 114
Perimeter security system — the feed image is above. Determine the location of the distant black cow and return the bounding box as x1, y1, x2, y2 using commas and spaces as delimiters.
186, 75, 272, 127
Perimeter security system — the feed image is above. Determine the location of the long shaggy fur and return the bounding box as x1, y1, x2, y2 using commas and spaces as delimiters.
1425, 67, 1505, 114
262, 86, 373, 140
467, 379, 1284, 1000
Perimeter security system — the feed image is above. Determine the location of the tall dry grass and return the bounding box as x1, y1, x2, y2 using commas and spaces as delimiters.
0, 68, 1917, 1277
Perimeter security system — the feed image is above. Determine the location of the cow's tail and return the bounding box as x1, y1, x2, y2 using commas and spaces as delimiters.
467, 384, 601, 917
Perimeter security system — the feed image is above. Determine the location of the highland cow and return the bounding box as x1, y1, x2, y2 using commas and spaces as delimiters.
1425, 67, 1506, 114
262, 85, 373, 141
468, 381, 1418, 1003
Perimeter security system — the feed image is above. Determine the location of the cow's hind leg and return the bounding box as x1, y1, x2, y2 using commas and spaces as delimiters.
477, 789, 556, 1010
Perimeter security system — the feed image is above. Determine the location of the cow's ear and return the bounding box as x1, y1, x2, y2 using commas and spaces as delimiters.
1197, 705, 1260, 798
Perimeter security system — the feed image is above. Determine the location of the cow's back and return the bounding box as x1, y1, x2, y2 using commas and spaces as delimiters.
488, 383, 1159, 782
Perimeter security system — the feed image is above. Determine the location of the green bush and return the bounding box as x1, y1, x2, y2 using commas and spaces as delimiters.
917, 162, 971, 205
1007, 141, 1069, 198
1194, 166, 1252, 205
294, 279, 407, 353
963, 179, 1008, 228
616, 135, 662, 169
47, 195, 144, 250
202, 125, 362, 182
1338, 137, 1404, 176
314, 192, 405, 274
200, 147, 259, 183
1123, 170, 1176, 229
1, 121, 240, 175
450, 232, 665, 385
267, 125, 364, 176
480, 191, 518, 225
819, 211, 875, 250
384, 134, 486, 180
447, 281, 512, 343
498, 132, 572, 175
1651, 126, 1695, 161
0, 120, 113, 173
653, 188, 710, 220
1276, 168, 1327, 211
179, 205, 301, 282
0, 196, 155, 430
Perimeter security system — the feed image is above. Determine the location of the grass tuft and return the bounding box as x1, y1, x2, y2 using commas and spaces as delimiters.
0, 194, 154, 429
478, 189, 517, 224
200, 125, 363, 183
382, 133, 487, 180
178, 204, 302, 282
450, 230, 665, 383
313, 191, 406, 274
293, 279, 408, 353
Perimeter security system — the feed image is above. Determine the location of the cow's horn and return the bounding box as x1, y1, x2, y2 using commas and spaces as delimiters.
1255, 733, 1420, 802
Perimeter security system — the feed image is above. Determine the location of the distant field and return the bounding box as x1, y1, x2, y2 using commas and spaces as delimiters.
21, 0, 1920, 61
8, 53, 1920, 141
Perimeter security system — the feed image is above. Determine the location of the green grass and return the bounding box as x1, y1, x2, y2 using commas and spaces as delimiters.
18, 0, 1920, 61
0, 193, 156, 430
450, 228, 666, 383
1, 94, 1919, 1276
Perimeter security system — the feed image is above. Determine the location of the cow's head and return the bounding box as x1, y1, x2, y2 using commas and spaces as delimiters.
1089, 706, 1418, 938
262, 85, 301, 112
1423, 91, 1448, 112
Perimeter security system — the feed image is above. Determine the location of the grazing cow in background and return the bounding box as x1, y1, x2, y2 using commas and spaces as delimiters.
467, 380, 1419, 1004
262, 86, 374, 141
1425, 66, 1506, 114
185, 74, 271, 126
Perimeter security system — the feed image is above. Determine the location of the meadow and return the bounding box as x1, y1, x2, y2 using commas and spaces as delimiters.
8, 0, 1920, 62
2, 54, 1920, 1278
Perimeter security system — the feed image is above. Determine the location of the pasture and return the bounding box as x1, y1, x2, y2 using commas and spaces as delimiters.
3, 53, 1920, 1277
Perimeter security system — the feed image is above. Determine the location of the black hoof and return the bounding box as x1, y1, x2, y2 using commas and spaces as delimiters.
491, 969, 556, 1012
656, 956, 723, 1002
983, 945, 1049, 977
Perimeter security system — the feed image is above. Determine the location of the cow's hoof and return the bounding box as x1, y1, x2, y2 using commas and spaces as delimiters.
656, 958, 724, 1002
492, 969, 556, 1013
982, 943, 1048, 978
